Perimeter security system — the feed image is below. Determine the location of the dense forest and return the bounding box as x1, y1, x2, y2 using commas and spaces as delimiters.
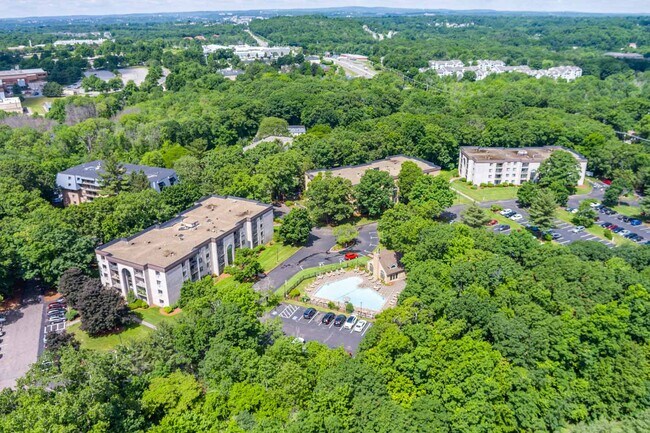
0, 12, 649, 432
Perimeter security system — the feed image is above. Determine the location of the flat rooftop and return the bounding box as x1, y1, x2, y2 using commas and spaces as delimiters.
460, 146, 587, 163
0, 68, 46, 77
59, 160, 176, 183
97, 196, 272, 269
306, 155, 440, 185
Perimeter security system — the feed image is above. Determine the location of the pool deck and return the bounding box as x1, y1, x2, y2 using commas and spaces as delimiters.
304, 268, 405, 318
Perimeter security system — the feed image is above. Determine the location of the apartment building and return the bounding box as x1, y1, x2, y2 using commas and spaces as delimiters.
458, 146, 587, 186
96, 196, 274, 307
0, 96, 23, 114
56, 160, 177, 206
304, 155, 441, 188
0, 68, 47, 88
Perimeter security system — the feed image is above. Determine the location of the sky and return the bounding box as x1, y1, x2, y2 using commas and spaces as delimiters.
6, 0, 650, 18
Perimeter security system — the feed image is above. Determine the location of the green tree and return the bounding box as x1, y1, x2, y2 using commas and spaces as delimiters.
537, 151, 580, 205
127, 170, 151, 193
140, 150, 166, 168
278, 208, 313, 246
57, 267, 90, 309
461, 203, 490, 228
528, 189, 556, 231
516, 182, 539, 208
42, 81, 63, 97
640, 194, 650, 215
306, 172, 354, 225
333, 224, 358, 248
397, 161, 424, 202
407, 175, 454, 218
76, 279, 130, 336
142, 371, 203, 423
99, 157, 128, 196
572, 200, 598, 228
355, 169, 395, 217
225, 248, 262, 282
255, 117, 290, 139
603, 178, 629, 207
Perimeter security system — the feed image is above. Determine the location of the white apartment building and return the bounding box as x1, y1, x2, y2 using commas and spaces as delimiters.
0, 96, 22, 114
96, 196, 274, 307
203, 44, 293, 59
458, 146, 587, 186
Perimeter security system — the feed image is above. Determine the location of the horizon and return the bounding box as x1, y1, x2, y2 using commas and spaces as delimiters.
4, 2, 650, 20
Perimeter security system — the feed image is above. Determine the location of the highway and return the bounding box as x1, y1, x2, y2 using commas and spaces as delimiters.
329, 57, 377, 78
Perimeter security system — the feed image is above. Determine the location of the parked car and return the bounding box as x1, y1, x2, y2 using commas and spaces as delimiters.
344, 252, 359, 260
333, 314, 346, 327
487, 219, 498, 226
497, 224, 511, 232
589, 202, 600, 208
619, 229, 631, 236
321, 312, 335, 325
353, 320, 367, 333
608, 225, 619, 231
0, 316, 6, 324
550, 232, 562, 240
500, 208, 512, 215
504, 211, 517, 218
571, 226, 585, 233
634, 236, 645, 243
292, 337, 305, 344
613, 227, 625, 233
630, 219, 642, 226
510, 213, 523, 221
343, 315, 358, 330
48, 316, 65, 323
303, 308, 317, 320
625, 232, 638, 239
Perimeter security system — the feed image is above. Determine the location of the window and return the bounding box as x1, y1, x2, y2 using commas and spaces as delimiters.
159, 299, 164, 304
158, 289, 163, 295
156, 271, 161, 277
157, 280, 161, 286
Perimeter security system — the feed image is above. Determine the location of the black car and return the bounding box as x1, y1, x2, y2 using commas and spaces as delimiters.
321, 312, 336, 325
625, 232, 637, 239
333, 314, 347, 327
497, 224, 511, 232
303, 308, 317, 320
613, 227, 625, 233
550, 232, 562, 240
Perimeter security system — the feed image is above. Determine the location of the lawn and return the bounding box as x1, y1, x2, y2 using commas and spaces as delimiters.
135, 307, 183, 327
258, 241, 300, 272
612, 204, 647, 221
22, 96, 55, 115
451, 180, 519, 202
67, 322, 153, 351
575, 183, 593, 195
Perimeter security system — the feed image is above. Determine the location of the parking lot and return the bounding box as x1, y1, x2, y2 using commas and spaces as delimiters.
268, 303, 371, 354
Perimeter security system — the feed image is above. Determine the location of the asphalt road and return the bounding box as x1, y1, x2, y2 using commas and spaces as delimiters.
0, 286, 45, 389
329, 57, 377, 78
257, 223, 377, 291
267, 303, 370, 354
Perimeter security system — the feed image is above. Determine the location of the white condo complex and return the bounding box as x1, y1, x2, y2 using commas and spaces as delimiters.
96, 196, 274, 307
459, 146, 587, 186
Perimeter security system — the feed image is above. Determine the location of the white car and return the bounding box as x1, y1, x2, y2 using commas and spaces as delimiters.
571, 226, 585, 233
510, 213, 523, 221
353, 320, 367, 332
500, 208, 512, 215
589, 202, 600, 208
343, 315, 358, 330
619, 229, 631, 236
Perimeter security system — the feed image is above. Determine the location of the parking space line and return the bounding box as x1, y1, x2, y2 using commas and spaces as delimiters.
361, 324, 372, 336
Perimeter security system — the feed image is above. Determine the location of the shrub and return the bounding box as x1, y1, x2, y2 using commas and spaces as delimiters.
604, 229, 613, 240
542, 233, 553, 241
65, 308, 79, 321
327, 301, 336, 310
471, 185, 478, 190
285, 200, 294, 207
480, 183, 487, 188
163, 306, 174, 314
288, 288, 301, 298
345, 302, 354, 313
128, 299, 149, 310
491, 204, 503, 212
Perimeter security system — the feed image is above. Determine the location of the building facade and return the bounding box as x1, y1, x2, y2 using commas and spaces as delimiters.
56, 160, 177, 206
367, 249, 405, 283
0, 96, 23, 114
0, 68, 47, 88
96, 196, 274, 307
458, 146, 588, 186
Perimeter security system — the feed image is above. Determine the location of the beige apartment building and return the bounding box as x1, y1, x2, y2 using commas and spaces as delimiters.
458, 146, 587, 186
96, 196, 274, 307
304, 155, 441, 188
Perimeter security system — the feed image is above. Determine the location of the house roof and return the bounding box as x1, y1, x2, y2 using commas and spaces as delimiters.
377, 249, 404, 276
59, 160, 176, 183
96, 195, 272, 270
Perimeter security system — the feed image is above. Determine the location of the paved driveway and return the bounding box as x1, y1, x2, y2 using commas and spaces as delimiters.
0, 288, 45, 389
267, 303, 371, 354
258, 223, 377, 291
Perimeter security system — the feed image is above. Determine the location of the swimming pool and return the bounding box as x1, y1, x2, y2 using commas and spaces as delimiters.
314, 276, 386, 311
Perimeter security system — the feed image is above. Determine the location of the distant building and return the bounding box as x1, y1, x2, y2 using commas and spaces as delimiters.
203, 44, 293, 60
367, 249, 405, 283
53, 38, 107, 46
305, 55, 321, 64
305, 155, 441, 188
629, 42, 638, 49
96, 195, 274, 306
428, 60, 464, 70
0, 68, 47, 88
288, 125, 306, 136
217, 68, 244, 80
458, 146, 587, 186
340, 53, 368, 61
424, 60, 581, 81
56, 160, 178, 206
0, 96, 22, 114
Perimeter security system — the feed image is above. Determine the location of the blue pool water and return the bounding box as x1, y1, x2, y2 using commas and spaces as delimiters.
315, 276, 386, 311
